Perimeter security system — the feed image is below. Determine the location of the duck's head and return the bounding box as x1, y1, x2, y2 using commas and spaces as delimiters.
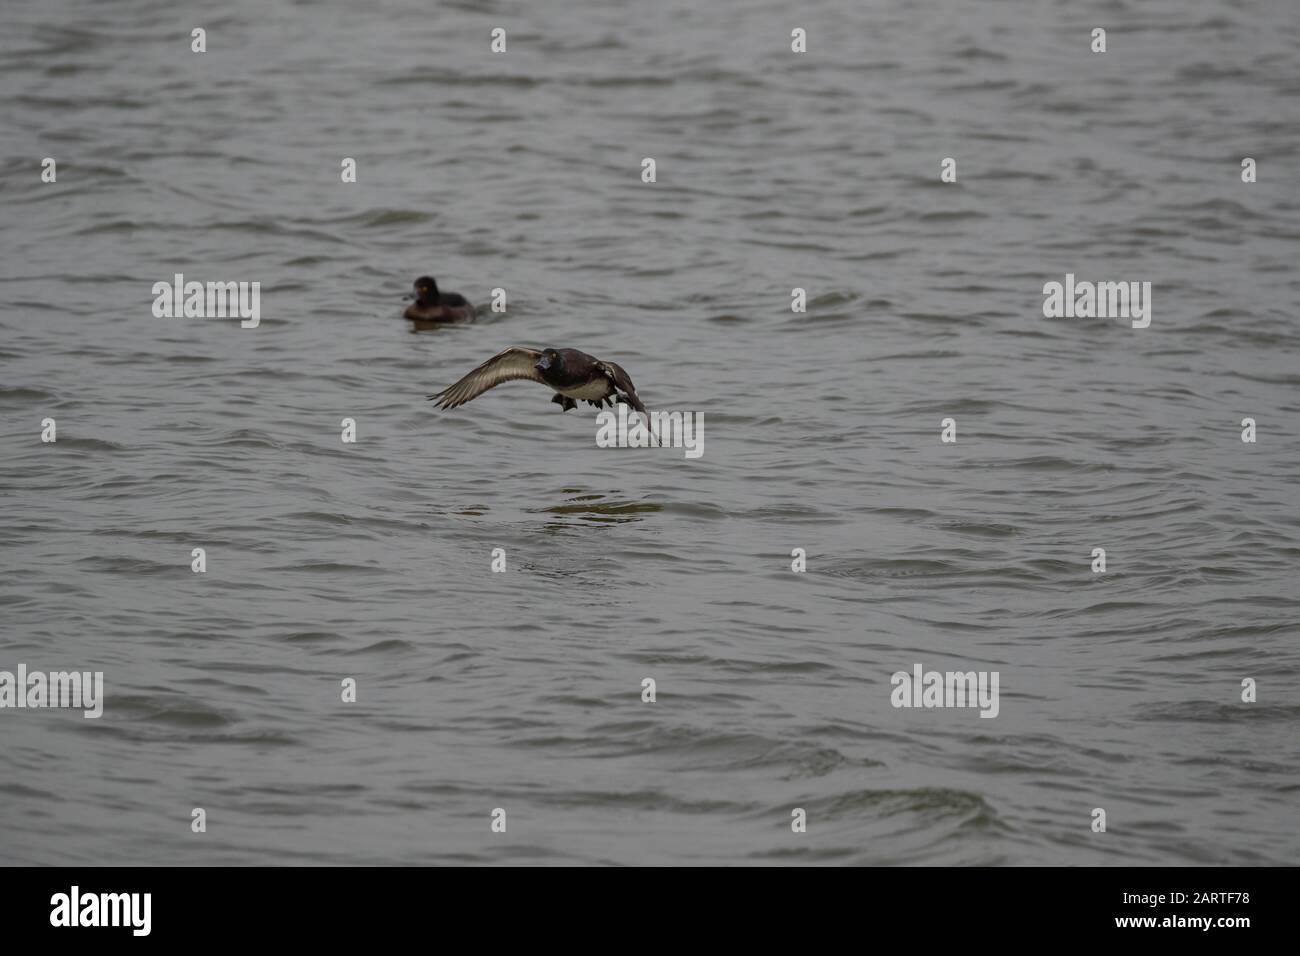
535, 348, 563, 373
413, 276, 439, 304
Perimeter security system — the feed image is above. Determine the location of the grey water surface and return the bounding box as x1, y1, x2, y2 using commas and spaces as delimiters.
1, 0, 1298, 865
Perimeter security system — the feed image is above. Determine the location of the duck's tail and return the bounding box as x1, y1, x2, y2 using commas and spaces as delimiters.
624, 396, 659, 447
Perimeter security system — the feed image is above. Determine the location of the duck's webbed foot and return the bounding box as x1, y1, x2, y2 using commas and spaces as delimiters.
551, 394, 577, 412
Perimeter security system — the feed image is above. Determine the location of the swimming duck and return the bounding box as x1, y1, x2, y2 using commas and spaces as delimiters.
403, 276, 475, 322
429, 347, 651, 417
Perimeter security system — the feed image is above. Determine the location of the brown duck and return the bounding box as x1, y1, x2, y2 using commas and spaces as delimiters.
404, 276, 475, 322
428, 347, 650, 416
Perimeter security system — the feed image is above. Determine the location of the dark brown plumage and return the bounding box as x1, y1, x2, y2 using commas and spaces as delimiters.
428, 347, 650, 419
404, 276, 475, 323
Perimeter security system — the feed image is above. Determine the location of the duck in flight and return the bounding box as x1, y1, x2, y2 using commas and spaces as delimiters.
404, 276, 476, 323
429, 347, 651, 419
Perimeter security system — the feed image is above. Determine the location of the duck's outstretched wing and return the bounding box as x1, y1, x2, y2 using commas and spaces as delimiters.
598, 360, 659, 446
429, 347, 546, 409
597, 361, 648, 417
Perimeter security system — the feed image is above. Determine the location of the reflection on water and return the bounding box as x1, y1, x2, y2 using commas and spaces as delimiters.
537, 490, 662, 527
